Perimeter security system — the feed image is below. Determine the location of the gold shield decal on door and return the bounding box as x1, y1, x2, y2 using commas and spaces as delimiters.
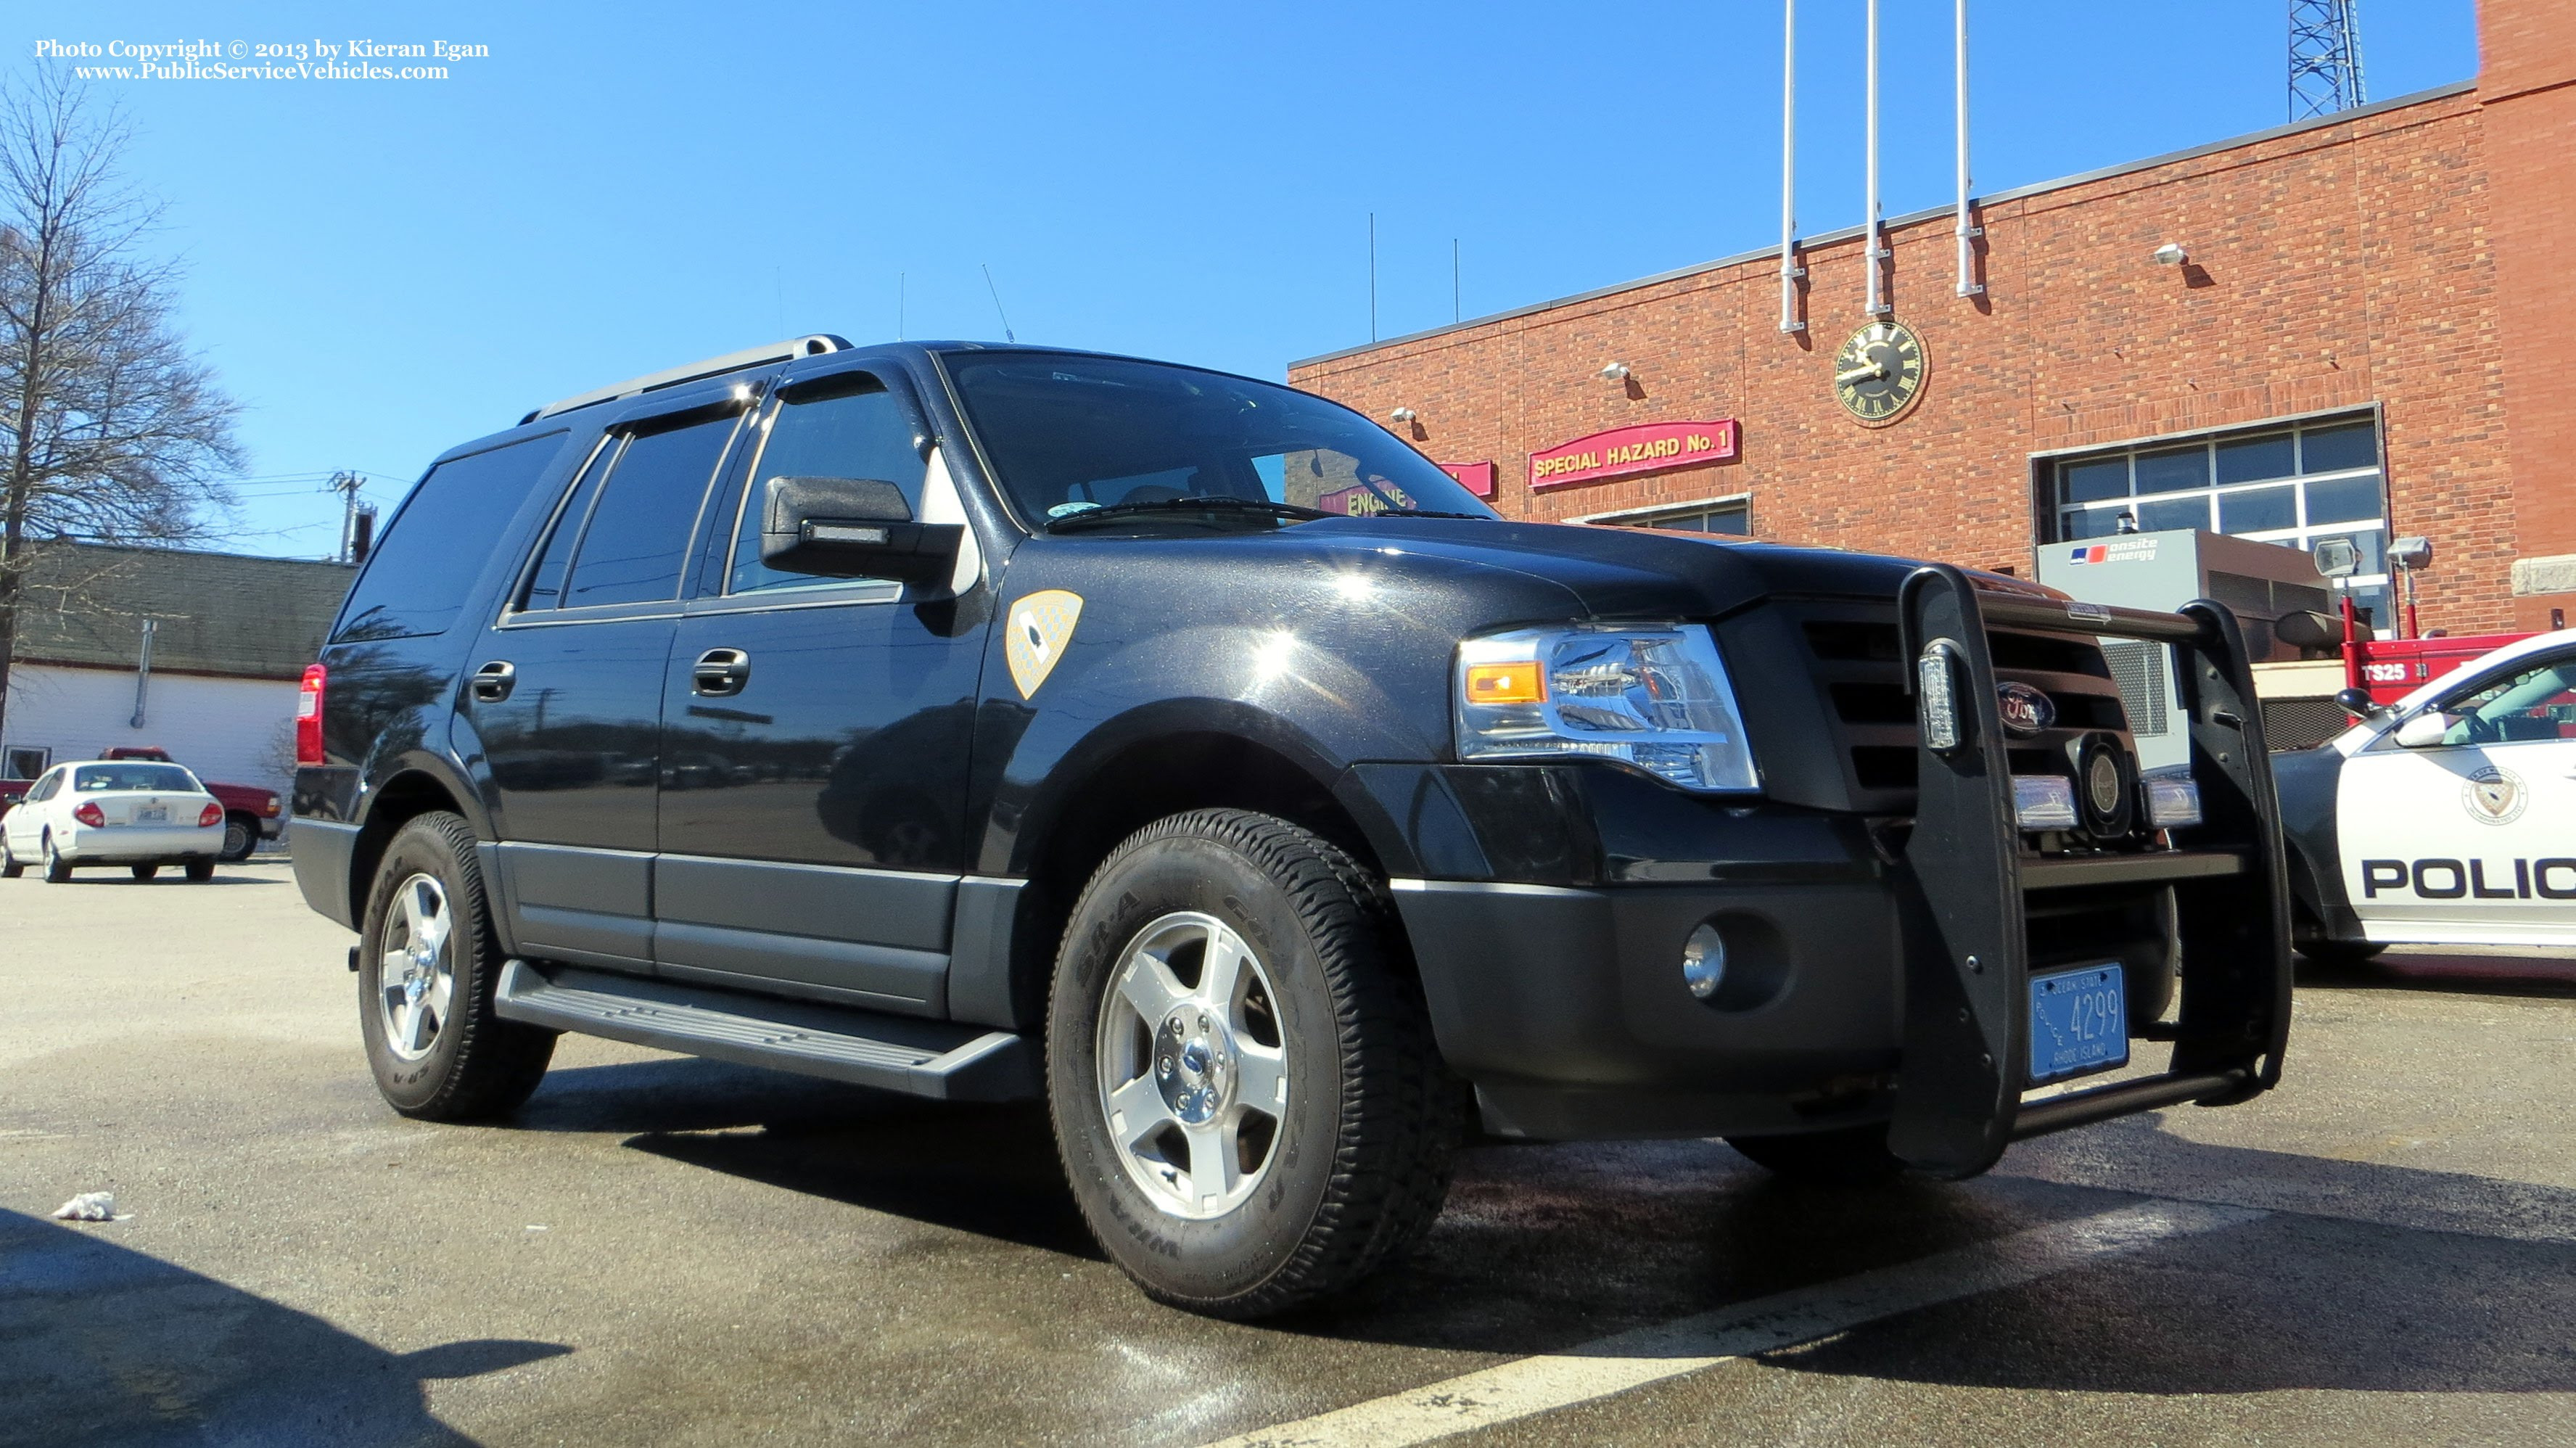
2463, 764, 2527, 826
1005, 590, 1085, 699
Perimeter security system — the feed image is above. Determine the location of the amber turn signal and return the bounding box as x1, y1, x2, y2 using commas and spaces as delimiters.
1463, 661, 1545, 704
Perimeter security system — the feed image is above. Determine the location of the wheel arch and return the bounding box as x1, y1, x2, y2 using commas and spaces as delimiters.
346, 765, 482, 929
994, 722, 1395, 1032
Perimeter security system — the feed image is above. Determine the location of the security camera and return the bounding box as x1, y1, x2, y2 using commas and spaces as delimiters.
1388, 406, 1418, 424
2152, 243, 2189, 266
1599, 361, 1631, 382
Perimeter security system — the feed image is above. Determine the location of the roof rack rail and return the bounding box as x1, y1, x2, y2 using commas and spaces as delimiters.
521, 334, 855, 424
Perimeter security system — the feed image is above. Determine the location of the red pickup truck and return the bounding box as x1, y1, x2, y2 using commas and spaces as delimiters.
0, 746, 283, 861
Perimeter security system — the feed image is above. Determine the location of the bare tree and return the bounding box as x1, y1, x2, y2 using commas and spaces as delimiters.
0, 69, 240, 749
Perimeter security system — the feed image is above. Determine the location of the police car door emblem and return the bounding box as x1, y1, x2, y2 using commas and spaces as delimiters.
1005, 590, 1085, 699
2462, 765, 2527, 826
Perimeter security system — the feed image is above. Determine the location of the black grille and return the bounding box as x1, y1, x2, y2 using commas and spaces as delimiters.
1792, 601, 2136, 813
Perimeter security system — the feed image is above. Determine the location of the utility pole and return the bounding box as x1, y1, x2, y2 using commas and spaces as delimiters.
326, 471, 365, 562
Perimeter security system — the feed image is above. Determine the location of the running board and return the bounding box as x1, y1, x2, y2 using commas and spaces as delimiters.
494, 960, 1039, 1102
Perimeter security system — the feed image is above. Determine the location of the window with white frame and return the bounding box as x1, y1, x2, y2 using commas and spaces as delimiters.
1584, 496, 1751, 536
2044, 413, 2391, 629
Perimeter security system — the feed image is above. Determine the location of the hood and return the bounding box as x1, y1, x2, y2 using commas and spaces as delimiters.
1296, 515, 2057, 620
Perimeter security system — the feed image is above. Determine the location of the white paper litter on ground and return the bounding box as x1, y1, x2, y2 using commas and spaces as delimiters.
51, 1191, 118, 1222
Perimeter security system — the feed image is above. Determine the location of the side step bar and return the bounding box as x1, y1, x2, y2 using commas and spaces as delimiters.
494, 960, 1040, 1102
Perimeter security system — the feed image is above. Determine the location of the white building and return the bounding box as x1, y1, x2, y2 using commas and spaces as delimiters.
1, 543, 353, 795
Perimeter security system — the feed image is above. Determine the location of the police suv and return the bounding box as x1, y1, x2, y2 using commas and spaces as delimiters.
290, 337, 2294, 1316
2281, 628, 2576, 962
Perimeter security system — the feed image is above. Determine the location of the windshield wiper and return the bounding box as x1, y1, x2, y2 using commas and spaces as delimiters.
1044, 496, 1331, 532
1365, 508, 1492, 520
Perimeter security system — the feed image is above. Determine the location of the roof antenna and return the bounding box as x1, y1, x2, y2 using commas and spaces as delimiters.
898, 271, 905, 340
981, 263, 1016, 342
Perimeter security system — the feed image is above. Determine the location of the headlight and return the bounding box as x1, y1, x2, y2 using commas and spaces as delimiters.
1454, 624, 1758, 792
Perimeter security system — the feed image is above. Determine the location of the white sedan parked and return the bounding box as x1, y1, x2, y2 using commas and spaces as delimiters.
0, 760, 226, 883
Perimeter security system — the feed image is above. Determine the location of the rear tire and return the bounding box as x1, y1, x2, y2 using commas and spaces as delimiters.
1047, 809, 1457, 1317
1727, 1122, 1909, 1186
131, 864, 159, 881
358, 812, 555, 1120
184, 858, 215, 883
42, 834, 71, 884
220, 815, 258, 862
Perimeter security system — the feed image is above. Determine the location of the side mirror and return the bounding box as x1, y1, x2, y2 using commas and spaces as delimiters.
758, 476, 960, 585
2332, 687, 2381, 719
2392, 711, 2453, 749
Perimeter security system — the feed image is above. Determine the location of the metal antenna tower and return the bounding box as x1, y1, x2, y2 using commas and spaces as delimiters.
2288, 0, 2366, 120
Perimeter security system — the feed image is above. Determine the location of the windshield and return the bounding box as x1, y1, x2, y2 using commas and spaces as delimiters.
941, 353, 1497, 527
73, 763, 200, 793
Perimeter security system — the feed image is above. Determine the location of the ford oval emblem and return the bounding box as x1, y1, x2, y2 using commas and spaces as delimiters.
1996, 682, 2055, 737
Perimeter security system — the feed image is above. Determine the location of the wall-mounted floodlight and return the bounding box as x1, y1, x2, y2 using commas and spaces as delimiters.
2152, 243, 2189, 266
1599, 361, 1631, 382
1388, 407, 1418, 424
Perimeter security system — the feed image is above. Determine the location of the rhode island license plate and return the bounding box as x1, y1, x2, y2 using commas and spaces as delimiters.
2028, 963, 2128, 1084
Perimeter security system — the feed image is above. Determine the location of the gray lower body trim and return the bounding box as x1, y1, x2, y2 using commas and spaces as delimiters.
498, 841, 652, 966
289, 818, 361, 928
494, 960, 1035, 1101
946, 875, 1026, 1029
651, 919, 943, 1015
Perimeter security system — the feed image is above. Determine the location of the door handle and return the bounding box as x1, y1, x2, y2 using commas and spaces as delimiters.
470, 660, 517, 702
692, 648, 751, 696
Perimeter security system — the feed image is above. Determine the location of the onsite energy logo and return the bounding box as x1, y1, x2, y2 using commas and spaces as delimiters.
2067, 538, 2160, 566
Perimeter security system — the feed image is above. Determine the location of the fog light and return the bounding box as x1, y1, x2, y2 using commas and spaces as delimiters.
2012, 775, 2079, 831
2143, 773, 2203, 828
1681, 923, 1727, 1000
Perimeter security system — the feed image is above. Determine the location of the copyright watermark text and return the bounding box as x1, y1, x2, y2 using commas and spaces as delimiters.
34, 38, 490, 83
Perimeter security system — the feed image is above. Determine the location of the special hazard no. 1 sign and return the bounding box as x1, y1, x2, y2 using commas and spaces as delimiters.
1528, 420, 1740, 491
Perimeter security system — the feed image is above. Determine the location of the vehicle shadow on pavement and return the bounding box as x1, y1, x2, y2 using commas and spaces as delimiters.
1761, 1117, 2576, 1396
0, 1207, 565, 1448
2297, 951, 2576, 1000
521, 1058, 1098, 1258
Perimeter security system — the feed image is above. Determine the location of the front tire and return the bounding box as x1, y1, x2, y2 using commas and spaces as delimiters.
1, 834, 22, 879
358, 812, 555, 1120
1048, 810, 1457, 1317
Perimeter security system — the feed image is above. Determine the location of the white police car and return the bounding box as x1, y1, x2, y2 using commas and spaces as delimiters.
2276, 628, 2576, 960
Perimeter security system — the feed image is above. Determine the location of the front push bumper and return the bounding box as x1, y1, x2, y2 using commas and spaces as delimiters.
1379, 567, 2295, 1177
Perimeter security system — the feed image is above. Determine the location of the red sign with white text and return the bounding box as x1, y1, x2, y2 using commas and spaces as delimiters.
1437, 461, 1497, 498
1528, 420, 1739, 491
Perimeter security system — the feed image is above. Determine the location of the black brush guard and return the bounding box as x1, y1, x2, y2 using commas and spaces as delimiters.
1890, 565, 2293, 1178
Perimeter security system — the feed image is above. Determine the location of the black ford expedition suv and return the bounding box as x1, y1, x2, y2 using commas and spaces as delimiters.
292, 336, 2292, 1316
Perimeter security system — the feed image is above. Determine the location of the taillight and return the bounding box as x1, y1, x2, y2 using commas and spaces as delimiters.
74, 802, 106, 827
296, 664, 326, 767
200, 802, 225, 828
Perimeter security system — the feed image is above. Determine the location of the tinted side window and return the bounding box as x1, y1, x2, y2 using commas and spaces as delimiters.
561, 415, 737, 608
520, 437, 621, 610
727, 383, 925, 594
334, 432, 567, 641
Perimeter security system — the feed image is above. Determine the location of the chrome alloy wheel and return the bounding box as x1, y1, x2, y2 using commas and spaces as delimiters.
1095, 911, 1291, 1219
376, 872, 456, 1062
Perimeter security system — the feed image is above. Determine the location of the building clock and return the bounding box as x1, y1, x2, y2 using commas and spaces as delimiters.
1832, 319, 1927, 426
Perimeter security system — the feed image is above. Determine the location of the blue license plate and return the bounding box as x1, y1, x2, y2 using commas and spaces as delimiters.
2029, 964, 2128, 1084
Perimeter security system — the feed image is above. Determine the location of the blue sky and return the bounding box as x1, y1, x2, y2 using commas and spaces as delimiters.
4, 1, 2479, 558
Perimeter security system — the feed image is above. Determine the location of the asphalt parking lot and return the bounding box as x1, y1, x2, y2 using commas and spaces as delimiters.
7, 862, 2576, 1447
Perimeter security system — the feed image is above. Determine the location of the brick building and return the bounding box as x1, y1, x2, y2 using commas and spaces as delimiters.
1291, 0, 2574, 637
